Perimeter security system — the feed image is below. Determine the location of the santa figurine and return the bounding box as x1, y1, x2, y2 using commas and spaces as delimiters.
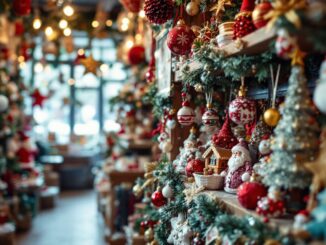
16, 132, 37, 170
221, 139, 253, 194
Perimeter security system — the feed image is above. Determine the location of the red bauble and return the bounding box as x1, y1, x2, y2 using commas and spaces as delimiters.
167, 20, 196, 56
233, 13, 256, 39
177, 101, 195, 126
252, 2, 273, 29
151, 189, 167, 207
186, 158, 205, 177
144, 0, 174, 24
237, 182, 267, 209
256, 196, 285, 218
120, 0, 141, 13
13, 0, 31, 16
229, 95, 256, 125
128, 45, 145, 65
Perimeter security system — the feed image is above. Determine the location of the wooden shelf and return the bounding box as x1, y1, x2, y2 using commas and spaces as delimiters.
201, 190, 293, 230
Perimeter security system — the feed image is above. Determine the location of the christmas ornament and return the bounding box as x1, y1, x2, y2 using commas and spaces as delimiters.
185, 152, 204, 177
275, 29, 297, 59
249, 117, 271, 149
80, 54, 101, 75
151, 188, 167, 207
167, 20, 196, 56
258, 135, 272, 156
229, 82, 256, 125
314, 59, 326, 114
293, 210, 310, 231
202, 93, 219, 133
186, 1, 200, 16
145, 227, 155, 242
128, 45, 145, 65
212, 113, 238, 149
166, 109, 177, 129
233, 0, 256, 39
237, 180, 267, 209
31, 89, 47, 108
13, 0, 31, 16
222, 139, 253, 194
15, 21, 25, 36
144, 0, 174, 24
252, 1, 273, 29
162, 184, 173, 198
119, 0, 142, 13
210, 0, 233, 20
177, 93, 195, 126
0, 95, 9, 112
74, 49, 86, 64
192, 234, 205, 245
263, 64, 281, 128
256, 186, 285, 218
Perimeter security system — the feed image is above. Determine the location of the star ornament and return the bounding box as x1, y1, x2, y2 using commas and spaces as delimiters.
290, 48, 305, 67
210, 0, 232, 19
80, 54, 101, 75
31, 89, 47, 108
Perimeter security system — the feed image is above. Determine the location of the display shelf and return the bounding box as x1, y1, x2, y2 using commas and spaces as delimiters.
200, 190, 293, 230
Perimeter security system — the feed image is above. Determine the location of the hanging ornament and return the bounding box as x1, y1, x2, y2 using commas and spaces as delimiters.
151, 187, 167, 207
258, 135, 272, 156
275, 28, 297, 59
264, 65, 281, 127
202, 92, 219, 133
212, 113, 238, 149
237, 176, 267, 209
252, 1, 273, 29
162, 184, 174, 198
15, 20, 25, 36
31, 89, 47, 108
75, 49, 86, 65
314, 59, 326, 114
13, 0, 31, 16
233, 0, 256, 39
119, 0, 142, 13
0, 95, 9, 112
144, 0, 174, 24
186, 1, 200, 16
80, 54, 101, 75
166, 109, 177, 129
229, 79, 256, 125
177, 93, 195, 126
167, 20, 196, 56
128, 45, 145, 65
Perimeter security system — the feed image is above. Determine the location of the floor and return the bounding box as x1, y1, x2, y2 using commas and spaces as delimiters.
16, 190, 107, 245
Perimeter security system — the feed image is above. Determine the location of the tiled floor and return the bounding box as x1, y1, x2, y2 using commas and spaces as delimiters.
17, 190, 107, 245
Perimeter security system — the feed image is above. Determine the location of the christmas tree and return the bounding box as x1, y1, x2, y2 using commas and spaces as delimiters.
262, 61, 320, 190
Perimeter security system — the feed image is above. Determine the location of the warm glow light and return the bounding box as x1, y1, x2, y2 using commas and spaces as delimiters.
34, 62, 44, 73
100, 64, 109, 72
139, 10, 145, 18
63, 27, 72, 36
77, 49, 85, 55
135, 34, 142, 43
18, 56, 25, 63
106, 19, 113, 27
45, 26, 54, 37
63, 4, 74, 17
121, 24, 128, 32
122, 17, 129, 25
33, 17, 42, 30
92, 20, 99, 28
59, 19, 68, 29
19, 62, 26, 69
126, 40, 134, 49
68, 78, 75, 85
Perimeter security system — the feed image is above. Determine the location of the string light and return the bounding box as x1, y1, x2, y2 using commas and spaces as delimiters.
139, 10, 145, 18
45, 26, 54, 37
63, 4, 74, 17
63, 27, 72, 36
126, 40, 134, 49
77, 49, 85, 56
33, 17, 42, 30
18, 56, 25, 63
106, 19, 113, 27
59, 19, 68, 29
100, 64, 109, 73
92, 20, 99, 28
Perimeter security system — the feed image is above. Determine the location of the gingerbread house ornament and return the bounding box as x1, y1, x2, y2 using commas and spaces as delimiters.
203, 144, 232, 174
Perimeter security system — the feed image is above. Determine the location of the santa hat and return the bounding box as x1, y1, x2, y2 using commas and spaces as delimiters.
232, 138, 251, 158
296, 209, 310, 217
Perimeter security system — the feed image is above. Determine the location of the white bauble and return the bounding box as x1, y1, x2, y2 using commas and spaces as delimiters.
314, 82, 326, 114
166, 119, 176, 129
258, 139, 271, 155
177, 103, 195, 126
162, 141, 173, 153
162, 184, 173, 198
0, 95, 9, 112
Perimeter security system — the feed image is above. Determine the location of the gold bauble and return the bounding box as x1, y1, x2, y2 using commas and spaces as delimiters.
186, 1, 200, 16
263, 108, 281, 127
145, 227, 154, 242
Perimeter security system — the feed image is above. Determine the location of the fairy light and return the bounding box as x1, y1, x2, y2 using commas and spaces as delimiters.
63, 4, 74, 17
63, 27, 72, 36
126, 40, 134, 49
92, 20, 99, 28
106, 19, 113, 27
139, 10, 145, 18
59, 19, 68, 29
45, 26, 54, 37
33, 17, 42, 30
77, 49, 85, 56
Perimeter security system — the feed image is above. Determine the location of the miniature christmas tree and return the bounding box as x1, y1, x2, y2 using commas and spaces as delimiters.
262, 59, 320, 190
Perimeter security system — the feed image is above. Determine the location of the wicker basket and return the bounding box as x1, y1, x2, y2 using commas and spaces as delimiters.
193, 173, 224, 190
